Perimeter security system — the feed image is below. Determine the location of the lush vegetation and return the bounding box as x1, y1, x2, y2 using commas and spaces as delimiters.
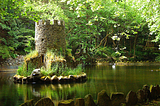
16, 50, 84, 77
40, 64, 83, 76
0, 0, 160, 63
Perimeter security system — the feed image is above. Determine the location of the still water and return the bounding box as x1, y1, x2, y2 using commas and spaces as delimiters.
0, 64, 160, 106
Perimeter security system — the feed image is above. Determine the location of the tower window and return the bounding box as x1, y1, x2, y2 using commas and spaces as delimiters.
42, 55, 44, 63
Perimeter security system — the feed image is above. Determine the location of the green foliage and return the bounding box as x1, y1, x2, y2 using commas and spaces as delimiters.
0, 44, 10, 59
62, 64, 83, 76
17, 62, 34, 77
155, 55, 160, 62
41, 64, 83, 76
21, 0, 66, 21
1, 0, 160, 62
95, 47, 114, 57
24, 50, 38, 61
41, 64, 59, 76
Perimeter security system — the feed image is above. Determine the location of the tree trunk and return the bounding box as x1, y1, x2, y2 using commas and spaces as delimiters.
133, 35, 138, 57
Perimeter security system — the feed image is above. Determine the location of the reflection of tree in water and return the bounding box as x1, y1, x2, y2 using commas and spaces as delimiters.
14, 82, 87, 104
0, 84, 23, 106
0, 71, 24, 106
29, 83, 87, 101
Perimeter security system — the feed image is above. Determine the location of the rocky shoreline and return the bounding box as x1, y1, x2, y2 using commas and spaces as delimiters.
13, 72, 87, 84
0, 55, 24, 67
20, 84, 160, 106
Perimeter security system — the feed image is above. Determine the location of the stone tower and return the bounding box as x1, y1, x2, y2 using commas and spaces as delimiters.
35, 20, 65, 56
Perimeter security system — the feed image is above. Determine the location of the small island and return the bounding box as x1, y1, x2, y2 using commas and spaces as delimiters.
13, 20, 87, 84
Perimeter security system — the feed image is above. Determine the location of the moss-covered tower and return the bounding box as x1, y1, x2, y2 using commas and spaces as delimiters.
35, 20, 66, 56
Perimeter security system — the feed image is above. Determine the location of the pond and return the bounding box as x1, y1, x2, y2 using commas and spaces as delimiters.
0, 64, 160, 106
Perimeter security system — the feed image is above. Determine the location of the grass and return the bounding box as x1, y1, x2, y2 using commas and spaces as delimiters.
17, 49, 84, 77
17, 62, 35, 77
62, 64, 83, 76
40, 64, 84, 76
24, 50, 38, 62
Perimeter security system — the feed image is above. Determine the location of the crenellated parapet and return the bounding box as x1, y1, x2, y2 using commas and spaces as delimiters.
35, 20, 66, 56
35, 20, 65, 26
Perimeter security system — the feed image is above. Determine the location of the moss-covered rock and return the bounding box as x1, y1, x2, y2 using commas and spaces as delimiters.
84, 94, 96, 106
150, 85, 158, 100
126, 90, 138, 105
20, 99, 34, 106
34, 97, 54, 106
51, 75, 58, 83
142, 84, 151, 101
97, 90, 112, 106
75, 98, 85, 106
58, 99, 74, 106
111, 92, 125, 106
137, 89, 145, 103
14, 73, 87, 84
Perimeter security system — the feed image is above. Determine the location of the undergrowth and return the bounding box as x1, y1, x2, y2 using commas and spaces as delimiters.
17, 49, 84, 77
24, 50, 38, 61
17, 62, 35, 77
41, 64, 83, 76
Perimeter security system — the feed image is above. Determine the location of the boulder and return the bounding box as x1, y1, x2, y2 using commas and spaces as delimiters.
75, 98, 85, 106
13, 75, 23, 83
17, 75, 24, 83
97, 90, 112, 106
27, 76, 33, 83
51, 75, 58, 83
110, 92, 125, 106
22, 77, 27, 84
142, 84, 151, 101
81, 72, 87, 81
156, 85, 160, 97
20, 99, 34, 106
136, 89, 145, 103
31, 69, 41, 77
58, 99, 74, 106
31, 69, 42, 81
13, 75, 18, 80
58, 76, 66, 83
150, 85, 157, 100
44, 76, 51, 83
73, 75, 81, 82
34, 97, 54, 106
126, 90, 138, 105
84, 94, 96, 106
63, 76, 70, 82
40, 76, 46, 81
68, 75, 75, 81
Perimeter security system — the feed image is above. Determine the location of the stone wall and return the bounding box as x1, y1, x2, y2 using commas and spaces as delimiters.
35, 20, 66, 56
20, 84, 160, 106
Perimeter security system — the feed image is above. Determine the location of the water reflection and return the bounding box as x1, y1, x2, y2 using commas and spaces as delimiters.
0, 65, 160, 106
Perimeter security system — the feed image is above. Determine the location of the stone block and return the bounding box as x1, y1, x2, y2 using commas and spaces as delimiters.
150, 85, 158, 100
137, 89, 145, 103
34, 97, 54, 106
111, 92, 125, 106
75, 98, 85, 106
58, 99, 74, 106
126, 90, 138, 105
20, 99, 34, 106
84, 94, 96, 106
142, 84, 151, 101
97, 90, 112, 106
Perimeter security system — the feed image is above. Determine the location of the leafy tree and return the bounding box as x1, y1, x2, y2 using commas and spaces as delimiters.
0, 0, 35, 60
0, 0, 159, 63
